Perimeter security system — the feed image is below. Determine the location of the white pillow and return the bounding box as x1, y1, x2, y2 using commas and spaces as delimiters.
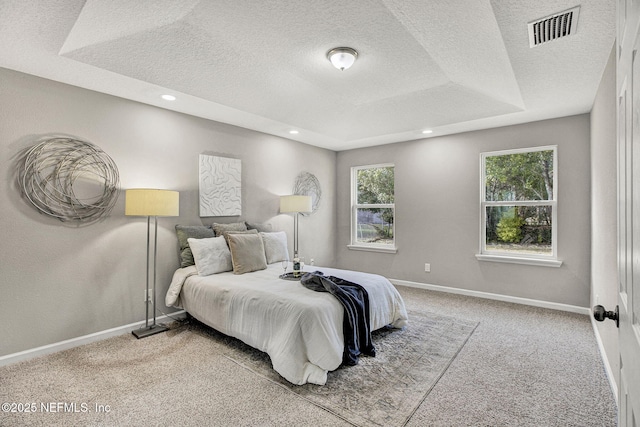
260, 231, 289, 264
187, 236, 233, 276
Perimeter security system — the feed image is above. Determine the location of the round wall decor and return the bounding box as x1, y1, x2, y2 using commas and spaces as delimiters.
293, 171, 321, 215
18, 137, 120, 223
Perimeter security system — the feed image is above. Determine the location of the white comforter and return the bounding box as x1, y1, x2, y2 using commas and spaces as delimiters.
166, 264, 408, 385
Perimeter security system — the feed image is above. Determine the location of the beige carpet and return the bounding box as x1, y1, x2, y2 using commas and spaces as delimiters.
0, 309, 476, 427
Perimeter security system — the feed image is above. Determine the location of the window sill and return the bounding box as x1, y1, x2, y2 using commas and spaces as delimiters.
475, 253, 563, 268
348, 244, 398, 254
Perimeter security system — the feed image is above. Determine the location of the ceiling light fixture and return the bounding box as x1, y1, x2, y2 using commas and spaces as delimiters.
422, 130, 433, 134
161, 94, 176, 101
289, 130, 299, 135
327, 47, 358, 71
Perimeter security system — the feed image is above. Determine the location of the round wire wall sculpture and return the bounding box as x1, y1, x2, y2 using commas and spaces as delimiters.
18, 137, 120, 223
293, 171, 321, 216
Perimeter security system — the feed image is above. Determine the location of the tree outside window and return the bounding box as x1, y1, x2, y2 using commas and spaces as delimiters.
351, 164, 395, 250
481, 146, 557, 258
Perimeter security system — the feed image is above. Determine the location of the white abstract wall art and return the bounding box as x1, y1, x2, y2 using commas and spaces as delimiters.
199, 154, 241, 217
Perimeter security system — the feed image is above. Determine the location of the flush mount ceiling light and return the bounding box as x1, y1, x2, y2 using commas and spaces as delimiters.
327, 47, 358, 71
161, 94, 176, 101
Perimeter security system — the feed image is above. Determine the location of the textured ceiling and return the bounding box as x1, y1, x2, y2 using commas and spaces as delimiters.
0, 0, 615, 151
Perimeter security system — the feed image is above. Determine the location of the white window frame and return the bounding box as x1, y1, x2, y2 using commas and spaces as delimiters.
348, 163, 397, 253
476, 146, 562, 267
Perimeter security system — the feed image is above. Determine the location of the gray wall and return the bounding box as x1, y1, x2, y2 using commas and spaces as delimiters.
590, 45, 619, 387
336, 115, 592, 307
0, 68, 336, 357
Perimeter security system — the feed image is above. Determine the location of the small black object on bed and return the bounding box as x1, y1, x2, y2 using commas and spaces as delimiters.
279, 272, 301, 281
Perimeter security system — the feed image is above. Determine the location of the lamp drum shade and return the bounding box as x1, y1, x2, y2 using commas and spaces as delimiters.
280, 195, 312, 213
125, 189, 179, 217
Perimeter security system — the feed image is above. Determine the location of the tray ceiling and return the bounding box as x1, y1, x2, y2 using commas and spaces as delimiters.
0, 0, 615, 150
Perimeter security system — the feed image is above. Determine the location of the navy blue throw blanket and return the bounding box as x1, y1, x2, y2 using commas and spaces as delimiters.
300, 271, 375, 365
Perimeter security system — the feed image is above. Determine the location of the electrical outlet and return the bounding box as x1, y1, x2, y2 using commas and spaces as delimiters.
144, 289, 152, 302
424, 263, 431, 273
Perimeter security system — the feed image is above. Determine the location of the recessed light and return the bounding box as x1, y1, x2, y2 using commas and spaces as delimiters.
161, 94, 176, 101
289, 130, 299, 135
422, 129, 433, 134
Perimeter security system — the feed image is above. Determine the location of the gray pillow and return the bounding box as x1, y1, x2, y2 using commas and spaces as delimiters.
188, 236, 233, 276
227, 233, 267, 274
212, 222, 247, 236
246, 221, 273, 232
176, 225, 215, 268
260, 231, 289, 264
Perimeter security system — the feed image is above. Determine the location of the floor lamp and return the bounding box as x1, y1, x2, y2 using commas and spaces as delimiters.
279, 195, 312, 257
125, 189, 179, 339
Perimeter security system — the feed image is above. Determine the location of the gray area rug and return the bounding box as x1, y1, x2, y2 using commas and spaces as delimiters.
0, 310, 476, 427
191, 310, 478, 427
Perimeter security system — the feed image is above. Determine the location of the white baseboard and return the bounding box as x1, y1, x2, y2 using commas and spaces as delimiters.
0, 311, 187, 368
589, 314, 619, 405
390, 278, 590, 315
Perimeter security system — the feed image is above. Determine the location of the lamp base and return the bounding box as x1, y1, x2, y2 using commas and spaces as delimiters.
132, 323, 168, 339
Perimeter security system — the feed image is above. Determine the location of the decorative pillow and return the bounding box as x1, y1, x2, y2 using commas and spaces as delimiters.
246, 221, 273, 232
260, 231, 289, 264
212, 222, 247, 237
175, 225, 215, 268
227, 233, 267, 274
187, 236, 233, 276
222, 229, 258, 244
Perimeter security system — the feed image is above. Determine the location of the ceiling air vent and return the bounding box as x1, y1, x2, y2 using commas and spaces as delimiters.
528, 6, 580, 48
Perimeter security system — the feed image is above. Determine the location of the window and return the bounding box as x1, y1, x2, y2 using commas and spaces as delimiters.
350, 164, 396, 253
478, 146, 561, 267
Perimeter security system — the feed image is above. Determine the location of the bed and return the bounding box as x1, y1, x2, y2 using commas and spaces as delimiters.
165, 224, 408, 385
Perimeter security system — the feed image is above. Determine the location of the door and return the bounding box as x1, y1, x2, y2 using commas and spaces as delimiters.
618, 0, 640, 425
